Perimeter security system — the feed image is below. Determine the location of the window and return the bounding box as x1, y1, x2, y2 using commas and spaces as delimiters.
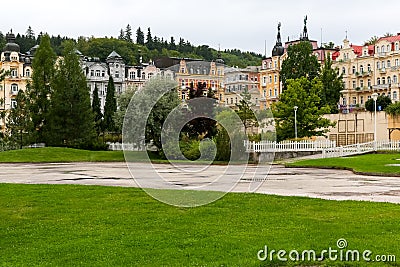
269, 62, 272, 68
367, 64, 371, 72
181, 80, 185, 87
11, 69, 17, 77
181, 92, 186, 100
116, 64, 119, 68
181, 67, 185, 73
269, 89, 272, 97
269, 75, 272, 83
377, 78, 381, 85
377, 62, 380, 69
142, 72, 145, 79
394, 75, 398, 84
90, 70, 94, 76
394, 91, 398, 100
190, 68, 193, 74
262, 62, 267, 69
382, 61, 386, 69
352, 97, 357, 105
360, 65, 364, 73
352, 81, 356, 89
148, 73, 153, 79
382, 45, 385, 53
382, 77, 386, 84
368, 79, 371, 87
360, 96, 364, 105
235, 97, 238, 104
396, 59, 399, 66
388, 60, 391, 68
25, 69, 30, 77
102, 71, 105, 77
115, 71, 119, 78
129, 71, 135, 79
274, 88, 278, 96
360, 80, 364, 88
342, 67, 346, 74
263, 90, 266, 97
95, 70, 100, 77
274, 75, 277, 83
387, 45, 390, 52
211, 70, 215, 75
262, 76, 266, 85
396, 43, 399, 51
274, 61, 277, 68
377, 46, 380, 53
352, 66, 356, 74
388, 76, 391, 84
11, 99, 17, 109
342, 97, 347, 105
11, 84, 18, 93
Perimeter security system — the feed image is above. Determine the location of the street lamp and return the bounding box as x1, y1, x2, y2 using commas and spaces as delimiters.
294, 106, 298, 140
372, 93, 378, 150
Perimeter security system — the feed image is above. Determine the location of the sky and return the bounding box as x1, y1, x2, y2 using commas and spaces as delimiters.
2, 0, 400, 56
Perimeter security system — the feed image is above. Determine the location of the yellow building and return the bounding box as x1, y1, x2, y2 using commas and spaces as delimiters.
0, 31, 33, 132
170, 59, 225, 103
332, 34, 400, 112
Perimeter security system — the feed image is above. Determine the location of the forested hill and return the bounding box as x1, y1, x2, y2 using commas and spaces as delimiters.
0, 26, 263, 68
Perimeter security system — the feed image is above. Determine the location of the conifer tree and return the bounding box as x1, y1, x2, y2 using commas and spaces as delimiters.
92, 84, 103, 135
125, 24, 132, 42
47, 41, 95, 147
103, 76, 117, 132
28, 34, 56, 143
136, 27, 144, 45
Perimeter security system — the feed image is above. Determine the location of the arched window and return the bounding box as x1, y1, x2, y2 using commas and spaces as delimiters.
11, 83, 18, 93
360, 65, 364, 73
394, 75, 398, 84
377, 78, 381, 85
25, 69, 31, 77
352, 66, 356, 74
382, 45, 385, 53
367, 64, 371, 72
388, 76, 391, 84
382, 77, 386, 84
342, 67, 346, 74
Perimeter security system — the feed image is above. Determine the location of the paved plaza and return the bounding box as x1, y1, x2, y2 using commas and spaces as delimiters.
0, 162, 400, 204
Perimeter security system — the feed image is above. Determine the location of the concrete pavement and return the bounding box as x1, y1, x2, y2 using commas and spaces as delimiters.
0, 162, 399, 204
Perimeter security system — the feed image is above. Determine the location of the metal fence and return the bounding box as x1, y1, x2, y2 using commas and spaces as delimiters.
244, 140, 337, 153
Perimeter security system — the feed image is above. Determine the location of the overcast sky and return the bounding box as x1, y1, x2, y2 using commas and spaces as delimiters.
2, 0, 400, 56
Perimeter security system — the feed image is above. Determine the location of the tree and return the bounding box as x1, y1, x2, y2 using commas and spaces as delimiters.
47, 41, 95, 147
28, 34, 56, 143
365, 95, 392, 112
323, 42, 335, 49
125, 24, 132, 42
92, 85, 103, 135
26, 26, 35, 39
235, 89, 258, 135
136, 27, 144, 45
146, 27, 153, 49
114, 86, 136, 134
272, 77, 333, 141
103, 76, 117, 132
319, 55, 344, 113
118, 29, 125, 40
6, 90, 33, 148
364, 36, 379, 46
280, 41, 320, 91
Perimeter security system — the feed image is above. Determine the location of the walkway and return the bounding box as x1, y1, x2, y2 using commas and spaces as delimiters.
1, 162, 399, 204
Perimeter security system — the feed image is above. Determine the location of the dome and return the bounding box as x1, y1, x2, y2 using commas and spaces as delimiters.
272, 45, 284, 57
3, 31, 20, 53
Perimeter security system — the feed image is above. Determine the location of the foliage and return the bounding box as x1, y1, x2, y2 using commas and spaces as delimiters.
272, 77, 334, 141
364, 36, 379, 46
6, 90, 33, 148
319, 55, 344, 113
280, 41, 320, 90
384, 100, 400, 116
136, 27, 144, 45
27, 34, 57, 143
47, 41, 96, 147
113, 86, 136, 133
91, 85, 103, 135
103, 76, 117, 132
235, 89, 258, 134
365, 95, 392, 112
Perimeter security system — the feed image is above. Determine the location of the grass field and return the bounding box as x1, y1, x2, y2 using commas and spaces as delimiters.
286, 152, 400, 176
0, 184, 399, 266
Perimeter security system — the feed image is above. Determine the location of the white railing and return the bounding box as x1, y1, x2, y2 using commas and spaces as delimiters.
322, 140, 400, 158
244, 140, 336, 153
107, 142, 145, 151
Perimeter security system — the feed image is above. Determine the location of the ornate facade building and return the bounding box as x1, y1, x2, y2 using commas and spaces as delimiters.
332, 34, 400, 112
0, 31, 33, 131
259, 18, 335, 109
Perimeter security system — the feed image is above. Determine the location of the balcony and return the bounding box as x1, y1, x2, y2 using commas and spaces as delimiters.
379, 68, 387, 73
376, 52, 387, 58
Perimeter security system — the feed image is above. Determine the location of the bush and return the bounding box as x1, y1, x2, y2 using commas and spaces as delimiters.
385, 102, 400, 116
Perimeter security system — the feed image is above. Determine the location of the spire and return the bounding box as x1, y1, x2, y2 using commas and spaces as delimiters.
272, 22, 284, 57
301, 15, 309, 41
216, 44, 224, 64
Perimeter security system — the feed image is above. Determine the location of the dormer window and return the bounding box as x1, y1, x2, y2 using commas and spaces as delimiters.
11, 69, 17, 77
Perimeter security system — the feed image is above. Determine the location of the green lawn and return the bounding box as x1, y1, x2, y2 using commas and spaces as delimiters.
0, 147, 127, 163
0, 184, 399, 266
286, 152, 400, 176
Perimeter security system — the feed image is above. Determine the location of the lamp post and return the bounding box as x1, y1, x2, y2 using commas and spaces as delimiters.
372, 93, 378, 150
294, 106, 298, 140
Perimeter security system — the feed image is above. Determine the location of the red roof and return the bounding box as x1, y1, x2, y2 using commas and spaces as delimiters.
332, 51, 340, 60
378, 34, 400, 43
368, 45, 375, 55
351, 45, 363, 56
